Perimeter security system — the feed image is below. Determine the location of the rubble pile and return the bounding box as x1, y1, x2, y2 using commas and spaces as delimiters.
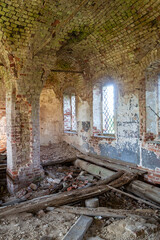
0, 143, 160, 240
2, 165, 97, 204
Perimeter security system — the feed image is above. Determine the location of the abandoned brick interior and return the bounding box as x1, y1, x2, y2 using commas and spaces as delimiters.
0, 0, 160, 239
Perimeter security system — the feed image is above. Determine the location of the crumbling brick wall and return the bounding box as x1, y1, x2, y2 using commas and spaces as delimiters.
0, 0, 160, 188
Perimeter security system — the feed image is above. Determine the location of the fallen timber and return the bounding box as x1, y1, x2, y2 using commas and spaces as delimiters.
77, 154, 146, 175
56, 206, 160, 219
0, 171, 135, 218
106, 185, 160, 209
75, 156, 160, 206
74, 159, 114, 179
41, 156, 77, 167
127, 180, 160, 205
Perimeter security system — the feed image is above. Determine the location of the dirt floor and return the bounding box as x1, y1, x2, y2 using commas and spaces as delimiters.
40, 142, 80, 163
0, 207, 160, 240
0, 142, 160, 240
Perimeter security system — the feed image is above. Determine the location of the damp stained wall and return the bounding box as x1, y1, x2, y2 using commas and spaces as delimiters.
40, 88, 63, 145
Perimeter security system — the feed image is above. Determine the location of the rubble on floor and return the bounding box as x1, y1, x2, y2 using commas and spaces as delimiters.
84, 216, 160, 240
0, 143, 160, 239
2, 165, 97, 204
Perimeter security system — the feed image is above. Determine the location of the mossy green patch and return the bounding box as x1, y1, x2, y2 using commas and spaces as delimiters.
66, 25, 94, 44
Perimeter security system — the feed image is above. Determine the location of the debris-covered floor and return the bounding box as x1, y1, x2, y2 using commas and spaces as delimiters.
0, 142, 160, 240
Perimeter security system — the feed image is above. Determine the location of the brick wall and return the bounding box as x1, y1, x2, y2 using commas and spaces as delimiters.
0, 82, 6, 152
0, 0, 160, 189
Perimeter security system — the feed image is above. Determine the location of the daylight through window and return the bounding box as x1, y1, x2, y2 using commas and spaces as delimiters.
63, 93, 77, 131
102, 84, 115, 134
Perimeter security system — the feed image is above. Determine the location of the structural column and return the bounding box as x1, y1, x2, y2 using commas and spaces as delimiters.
6, 83, 44, 193
0, 82, 6, 152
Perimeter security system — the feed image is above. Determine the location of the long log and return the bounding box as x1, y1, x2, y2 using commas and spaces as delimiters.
75, 159, 114, 179
78, 154, 146, 175
106, 185, 160, 209
127, 180, 160, 205
75, 158, 160, 206
0, 172, 133, 218
56, 206, 160, 219
41, 157, 77, 167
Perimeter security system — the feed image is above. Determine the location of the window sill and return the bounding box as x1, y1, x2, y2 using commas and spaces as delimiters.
93, 134, 116, 139
64, 131, 77, 135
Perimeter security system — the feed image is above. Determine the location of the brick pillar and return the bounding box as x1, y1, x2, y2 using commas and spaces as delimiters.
6, 85, 44, 193
0, 81, 6, 151
0, 99, 6, 152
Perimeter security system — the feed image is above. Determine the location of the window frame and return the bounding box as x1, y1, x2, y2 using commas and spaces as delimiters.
145, 71, 160, 142
101, 83, 116, 136
63, 92, 77, 133
92, 81, 117, 138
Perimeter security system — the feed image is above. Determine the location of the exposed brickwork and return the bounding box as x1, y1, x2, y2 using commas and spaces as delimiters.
0, 0, 160, 190
0, 81, 6, 151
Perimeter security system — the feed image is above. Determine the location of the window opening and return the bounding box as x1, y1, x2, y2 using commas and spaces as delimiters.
102, 84, 115, 134
63, 93, 77, 131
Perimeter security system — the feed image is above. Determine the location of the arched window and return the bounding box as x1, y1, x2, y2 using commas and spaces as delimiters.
63, 89, 77, 132
93, 81, 116, 136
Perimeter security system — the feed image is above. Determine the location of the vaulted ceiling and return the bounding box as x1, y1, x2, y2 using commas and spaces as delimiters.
0, 0, 160, 80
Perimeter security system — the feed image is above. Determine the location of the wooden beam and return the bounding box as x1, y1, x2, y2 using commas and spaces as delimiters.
127, 180, 160, 205
0, 171, 132, 218
74, 159, 114, 179
56, 206, 160, 219
78, 154, 146, 175
106, 184, 160, 209
41, 157, 77, 167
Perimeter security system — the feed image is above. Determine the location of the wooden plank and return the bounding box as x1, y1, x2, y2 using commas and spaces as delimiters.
106, 184, 160, 209
78, 154, 146, 175
56, 206, 160, 219
75, 159, 114, 179
127, 180, 160, 205
41, 157, 77, 167
0, 172, 132, 218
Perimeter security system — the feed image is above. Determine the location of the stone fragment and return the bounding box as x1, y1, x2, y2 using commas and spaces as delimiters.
46, 207, 55, 211
125, 224, 145, 237
63, 215, 93, 240
77, 174, 94, 182
51, 178, 61, 184
16, 188, 27, 198
37, 209, 45, 217
29, 183, 38, 191
85, 198, 99, 208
